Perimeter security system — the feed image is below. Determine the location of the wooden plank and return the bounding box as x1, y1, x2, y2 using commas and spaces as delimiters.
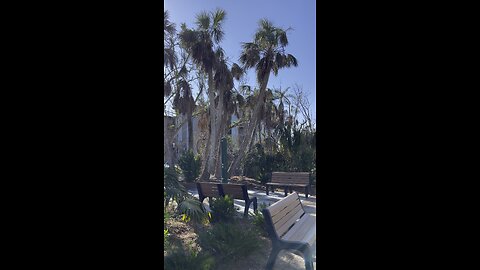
266, 183, 308, 187
282, 214, 316, 246
271, 172, 310, 185
273, 203, 303, 232
220, 184, 245, 200
271, 200, 302, 224
267, 192, 300, 216
275, 210, 304, 237
198, 183, 221, 197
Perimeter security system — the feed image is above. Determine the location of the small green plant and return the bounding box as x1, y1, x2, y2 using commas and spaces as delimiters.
178, 150, 201, 182
177, 198, 209, 224
164, 246, 215, 270
164, 166, 187, 207
164, 228, 169, 248
209, 195, 236, 223
198, 222, 261, 263
164, 210, 170, 249
249, 202, 269, 236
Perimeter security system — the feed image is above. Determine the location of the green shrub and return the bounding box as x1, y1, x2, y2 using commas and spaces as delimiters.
209, 195, 236, 223
198, 222, 261, 263
178, 150, 201, 182
249, 203, 269, 236
164, 166, 187, 206
177, 198, 208, 224
164, 246, 215, 270
244, 144, 271, 184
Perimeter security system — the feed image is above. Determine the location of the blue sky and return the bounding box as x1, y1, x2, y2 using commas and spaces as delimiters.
164, 0, 316, 119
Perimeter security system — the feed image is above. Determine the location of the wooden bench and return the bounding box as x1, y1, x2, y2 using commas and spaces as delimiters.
266, 172, 312, 198
262, 192, 316, 270
196, 182, 258, 217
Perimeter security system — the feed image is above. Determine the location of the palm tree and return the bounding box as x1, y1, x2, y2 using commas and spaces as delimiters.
179, 9, 227, 181
228, 19, 298, 175
164, 10, 177, 93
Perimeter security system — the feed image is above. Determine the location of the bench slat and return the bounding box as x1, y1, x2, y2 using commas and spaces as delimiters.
198, 183, 221, 197
271, 199, 302, 224
275, 209, 304, 237
282, 213, 316, 246
220, 184, 245, 200
271, 172, 310, 185
266, 183, 308, 187
267, 192, 301, 216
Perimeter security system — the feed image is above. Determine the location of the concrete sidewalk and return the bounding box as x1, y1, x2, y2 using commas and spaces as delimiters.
187, 187, 316, 215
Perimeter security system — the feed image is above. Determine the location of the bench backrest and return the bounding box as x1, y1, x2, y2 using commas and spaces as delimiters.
271, 172, 310, 185
196, 182, 222, 198
263, 192, 305, 238
219, 183, 248, 200
196, 182, 249, 200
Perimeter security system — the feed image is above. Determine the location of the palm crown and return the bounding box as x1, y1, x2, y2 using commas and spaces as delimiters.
239, 19, 298, 85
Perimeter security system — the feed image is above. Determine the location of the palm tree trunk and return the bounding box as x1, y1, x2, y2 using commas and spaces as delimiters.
199, 71, 215, 181
187, 110, 194, 151
214, 109, 229, 179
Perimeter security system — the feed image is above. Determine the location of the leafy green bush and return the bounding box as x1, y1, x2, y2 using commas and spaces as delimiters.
178, 150, 201, 182
198, 222, 261, 263
164, 166, 207, 224
177, 198, 209, 224
164, 166, 187, 206
164, 246, 215, 270
249, 203, 269, 236
209, 195, 236, 223
244, 144, 271, 184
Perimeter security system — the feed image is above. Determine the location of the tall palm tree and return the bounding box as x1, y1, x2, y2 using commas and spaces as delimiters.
164, 10, 177, 87
179, 9, 227, 181
228, 19, 298, 175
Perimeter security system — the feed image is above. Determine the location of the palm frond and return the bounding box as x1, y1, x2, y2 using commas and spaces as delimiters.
164, 11, 176, 35
239, 42, 260, 69
196, 11, 211, 30
230, 63, 244, 80
177, 198, 207, 223
276, 28, 289, 47
211, 9, 226, 43
287, 54, 298, 67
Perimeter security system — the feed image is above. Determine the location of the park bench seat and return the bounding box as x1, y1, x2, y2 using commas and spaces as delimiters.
266, 172, 312, 198
262, 192, 315, 270
196, 182, 258, 217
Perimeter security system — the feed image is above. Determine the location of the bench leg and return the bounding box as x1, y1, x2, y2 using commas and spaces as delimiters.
305, 187, 309, 198
266, 185, 269, 195
302, 246, 314, 270
252, 197, 258, 213
284, 187, 288, 196
266, 247, 280, 270
244, 200, 250, 217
